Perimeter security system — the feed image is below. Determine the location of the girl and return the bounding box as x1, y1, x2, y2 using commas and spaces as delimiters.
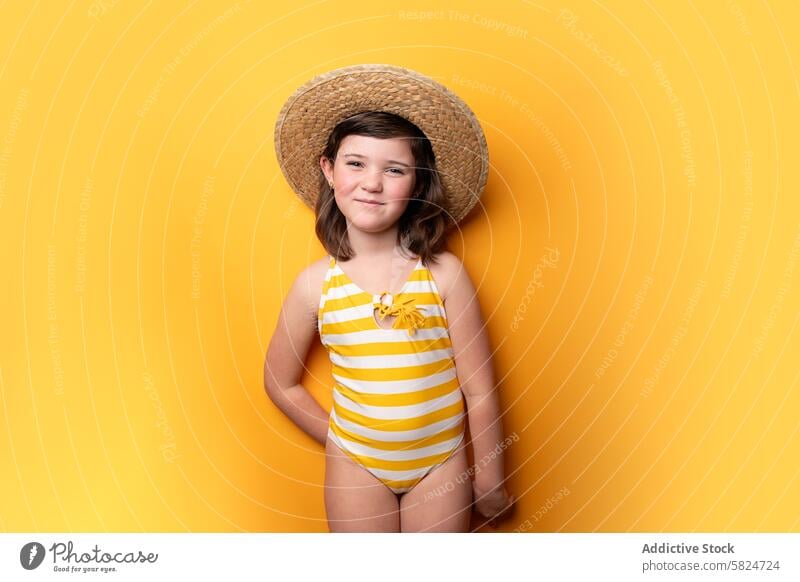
266, 65, 515, 532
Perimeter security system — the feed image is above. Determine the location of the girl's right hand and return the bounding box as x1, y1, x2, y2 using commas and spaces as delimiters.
473, 483, 516, 528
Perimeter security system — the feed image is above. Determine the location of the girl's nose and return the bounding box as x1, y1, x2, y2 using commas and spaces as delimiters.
360, 170, 383, 192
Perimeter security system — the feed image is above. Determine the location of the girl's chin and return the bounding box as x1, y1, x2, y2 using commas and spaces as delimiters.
348, 206, 390, 221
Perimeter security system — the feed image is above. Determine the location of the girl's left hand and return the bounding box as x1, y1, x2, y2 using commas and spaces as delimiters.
473, 483, 516, 528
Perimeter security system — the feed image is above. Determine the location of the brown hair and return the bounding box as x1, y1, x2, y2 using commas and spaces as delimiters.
314, 111, 451, 265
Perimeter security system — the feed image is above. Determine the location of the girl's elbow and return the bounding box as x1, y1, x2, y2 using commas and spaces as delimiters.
263, 361, 282, 401
263, 365, 297, 405
460, 380, 500, 403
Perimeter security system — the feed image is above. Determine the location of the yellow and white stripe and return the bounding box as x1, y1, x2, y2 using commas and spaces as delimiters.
319, 255, 466, 494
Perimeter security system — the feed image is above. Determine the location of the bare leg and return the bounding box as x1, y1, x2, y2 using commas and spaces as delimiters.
324, 438, 400, 532
399, 442, 472, 532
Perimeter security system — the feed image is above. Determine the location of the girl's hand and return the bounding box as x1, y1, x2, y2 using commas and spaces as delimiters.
472, 482, 516, 528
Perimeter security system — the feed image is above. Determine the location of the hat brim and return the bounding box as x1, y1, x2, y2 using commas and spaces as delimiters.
273, 64, 489, 225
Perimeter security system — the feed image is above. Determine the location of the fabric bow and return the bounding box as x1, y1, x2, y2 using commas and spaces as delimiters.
374, 293, 427, 336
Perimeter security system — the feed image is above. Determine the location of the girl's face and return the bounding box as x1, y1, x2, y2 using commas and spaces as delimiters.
320, 134, 416, 234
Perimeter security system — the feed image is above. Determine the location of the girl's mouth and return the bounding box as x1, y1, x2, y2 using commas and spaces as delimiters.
356, 198, 384, 205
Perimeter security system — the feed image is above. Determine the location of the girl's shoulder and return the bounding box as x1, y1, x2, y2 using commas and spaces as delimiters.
290, 256, 332, 318
426, 250, 465, 303
307, 255, 332, 293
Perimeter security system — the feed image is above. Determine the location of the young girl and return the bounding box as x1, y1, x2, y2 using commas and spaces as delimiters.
266, 65, 515, 532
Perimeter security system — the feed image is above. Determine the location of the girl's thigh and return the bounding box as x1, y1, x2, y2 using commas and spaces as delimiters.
324, 438, 400, 532
398, 442, 472, 532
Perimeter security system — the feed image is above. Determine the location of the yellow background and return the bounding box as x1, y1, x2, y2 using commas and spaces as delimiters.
1, 0, 798, 532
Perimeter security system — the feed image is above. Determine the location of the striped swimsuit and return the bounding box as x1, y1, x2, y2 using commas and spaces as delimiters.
318, 254, 466, 495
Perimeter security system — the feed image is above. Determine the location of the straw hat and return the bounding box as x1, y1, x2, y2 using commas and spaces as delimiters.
273, 64, 489, 224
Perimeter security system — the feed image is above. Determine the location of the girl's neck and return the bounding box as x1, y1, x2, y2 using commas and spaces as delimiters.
346, 223, 411, 262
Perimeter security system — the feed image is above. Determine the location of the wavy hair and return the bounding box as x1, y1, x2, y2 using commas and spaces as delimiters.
315, 111, 450, 265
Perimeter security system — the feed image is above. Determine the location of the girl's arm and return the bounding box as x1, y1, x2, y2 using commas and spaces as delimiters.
263, 263, 329, 446
440, 253, 509, 497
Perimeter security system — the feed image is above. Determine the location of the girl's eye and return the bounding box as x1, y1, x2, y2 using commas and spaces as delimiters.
344, 161, 405, 174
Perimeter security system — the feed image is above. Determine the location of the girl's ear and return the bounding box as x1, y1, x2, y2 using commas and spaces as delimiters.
320, 155, 333, 183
